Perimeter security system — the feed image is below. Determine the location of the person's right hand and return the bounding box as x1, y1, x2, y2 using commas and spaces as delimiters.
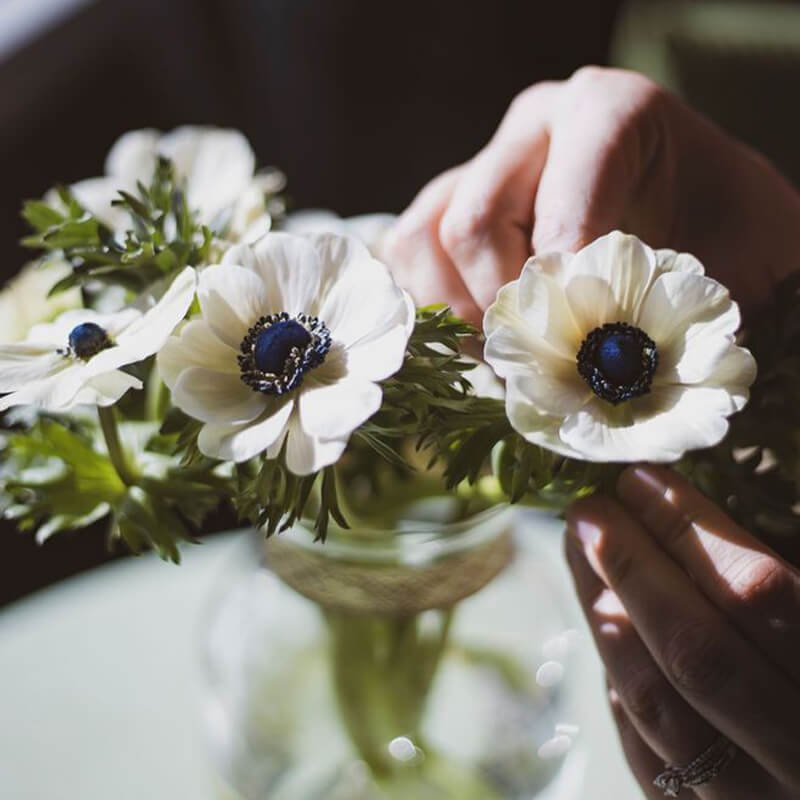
383, 67, 800, 324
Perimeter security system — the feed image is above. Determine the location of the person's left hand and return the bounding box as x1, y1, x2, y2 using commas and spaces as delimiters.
565, 464, 800, 799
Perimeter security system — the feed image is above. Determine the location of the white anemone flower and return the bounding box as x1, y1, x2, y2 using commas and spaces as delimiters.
158, 232, 415, 475
484, 231, 757, 462
283, 210, 395, 257
66, 126, 276, 243
0, 260, 82, 343
0, 267, 195, 412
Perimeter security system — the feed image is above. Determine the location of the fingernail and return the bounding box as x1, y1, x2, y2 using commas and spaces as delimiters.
617, 464, 667, 510
572, 517, 601, 549
566, 516, 604, 577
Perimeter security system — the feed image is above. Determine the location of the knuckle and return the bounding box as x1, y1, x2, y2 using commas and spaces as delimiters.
664, 622, 735, 698
439, 204, 493, 255
568, 65, 662, 101
657, 505, 701, 550
616, 667, 667, 728
568, 64, 611, 89
595, 538, 635, 589
565, 66, 669, 144
507, 80, 560, 116
381, 222, 417, 264
724, 554, 799, 620
388, 210, 437, 253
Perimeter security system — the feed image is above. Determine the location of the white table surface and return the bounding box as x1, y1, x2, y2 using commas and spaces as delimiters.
0, 523, 643, 800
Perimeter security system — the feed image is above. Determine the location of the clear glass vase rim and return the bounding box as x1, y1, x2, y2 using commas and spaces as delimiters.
274, 504, 515, 566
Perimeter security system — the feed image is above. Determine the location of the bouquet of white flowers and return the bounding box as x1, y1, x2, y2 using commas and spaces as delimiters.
1, 126, 797, 798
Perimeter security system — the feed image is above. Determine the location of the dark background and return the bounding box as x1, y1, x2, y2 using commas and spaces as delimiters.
2, 0, 799, 605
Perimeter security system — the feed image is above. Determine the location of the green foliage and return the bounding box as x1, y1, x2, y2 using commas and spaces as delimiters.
13, 154, 800, 550
0, 419, 126, 542
21, 159, 213, 295
234, 459, 345, 542
0, 416, 229, 562
682, 272, 800, 539
356, 306, 479, 461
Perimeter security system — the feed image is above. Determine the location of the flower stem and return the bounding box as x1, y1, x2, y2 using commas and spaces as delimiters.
145, 366, 169, 422
98, 406, 138, 486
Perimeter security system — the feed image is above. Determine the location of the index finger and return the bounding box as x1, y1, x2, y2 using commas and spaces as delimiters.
617, 464, 800, 682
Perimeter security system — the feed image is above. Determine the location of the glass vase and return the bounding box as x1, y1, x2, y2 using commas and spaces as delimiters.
202, 507, 585, 799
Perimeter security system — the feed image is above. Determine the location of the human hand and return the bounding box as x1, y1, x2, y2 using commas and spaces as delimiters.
565, 464, 800, 798
383, 67, 800, 324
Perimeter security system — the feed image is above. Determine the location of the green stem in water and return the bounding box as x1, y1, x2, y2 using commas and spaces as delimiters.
145, 366, 169, 422
324, 606, 455, 776
98, 406, 138, 486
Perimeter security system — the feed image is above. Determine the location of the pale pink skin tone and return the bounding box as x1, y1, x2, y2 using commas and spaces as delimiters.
386, 67, 800, 797
384, 66, 800, 325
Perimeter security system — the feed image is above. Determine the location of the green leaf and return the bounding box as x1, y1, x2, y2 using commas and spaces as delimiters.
21, 200, 64, 232
1, 420, 126, 540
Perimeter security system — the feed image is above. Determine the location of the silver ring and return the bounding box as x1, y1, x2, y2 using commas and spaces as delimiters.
654, 736, 737, 797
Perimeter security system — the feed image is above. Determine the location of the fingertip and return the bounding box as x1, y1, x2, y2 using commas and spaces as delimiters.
566, 494, 619, 552
566, 492, 618, 527
616, 463, 669, 509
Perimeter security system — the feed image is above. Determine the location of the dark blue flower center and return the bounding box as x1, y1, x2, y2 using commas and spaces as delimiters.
596, 333, 646, 386
67, 322, 111, 360
576, 322, 658, 405
253, 320, 311, 375
239, 312, 331, 396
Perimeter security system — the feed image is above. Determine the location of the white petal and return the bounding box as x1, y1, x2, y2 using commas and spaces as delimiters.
197, 263, 269, 349
247, 233, 321, 316
158, 127, 255, 226
344, 214, 396, 255
0, 260, 82, 344
506, 370, 591, 417
484, 281, 574, 378
228, 183, 270, 243
503, 389, 585, 460
266, 427, 288, 459
315, 235, 406, 347
70, 370, 143, 407
283, 209, 347, 236
284, 411, 348, 476
85, 268, 196, 376
105, 129, 160, 183
700, 345, 757, 411
559, 385, 736, 463
172, 366, 266, 425
237, 214, 272, 245
116, 267, 195, 347
157, 320, 239, 390
637, 271, 733, 350
654, 249, 705, 277
0, 345, 66, 391
0, 365, 88, 412
517, 257, 583, 354
198, 400, 294, 462
298, 378, 382, 440
220, 241, 260, 271
655, 310, 741, 389
564, 231, 656, 330
284, 211, 395, 256
27, 308, 139, 347
70, 178, 132, 232
467, 359, 505, 400
342, 292, 414, 381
